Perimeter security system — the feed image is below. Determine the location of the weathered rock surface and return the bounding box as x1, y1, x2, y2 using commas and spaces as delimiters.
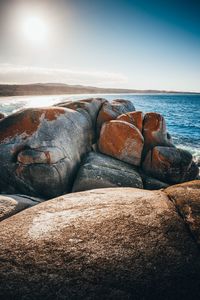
96, 99, 135, 134
0, 188, 200, 299
0, 194, 42, 221
117, 111, 144, 132
143, 146, 199, 184
99, 120, 144, 166
165, 180, 200, 246
55, 98, 106, 128
72, 152, 143, 192
143, 112, 174, 155
0, 107, 93, 198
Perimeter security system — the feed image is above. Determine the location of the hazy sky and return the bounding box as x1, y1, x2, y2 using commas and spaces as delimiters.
0, 0, 200, 91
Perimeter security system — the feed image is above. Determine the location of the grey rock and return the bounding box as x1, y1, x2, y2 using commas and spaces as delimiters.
72, 152, 143, 192
0, 194, 42, 221
0, 106, 94, 198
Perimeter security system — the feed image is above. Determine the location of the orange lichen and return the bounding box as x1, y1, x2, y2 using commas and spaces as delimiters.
0, 108, 66, 143
117, 111, 144, 132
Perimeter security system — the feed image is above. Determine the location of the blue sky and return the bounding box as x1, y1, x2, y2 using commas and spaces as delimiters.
0, 0, 199, 91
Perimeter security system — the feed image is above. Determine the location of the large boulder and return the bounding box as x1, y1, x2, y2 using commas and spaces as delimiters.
96, 99, 135, 134
165, 180, 200, 246
0, 194, 42, 221
98, 120, 144, 166
117, 111, 144, 132
143, 146, 199, 184
0, 188, 200, 299
0, 107, 93, 198
72, 152, 143, 192
143, 112, 174, 155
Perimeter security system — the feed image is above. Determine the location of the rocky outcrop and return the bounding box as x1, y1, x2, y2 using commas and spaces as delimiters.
142, 112, 174, 155
98, 120, 144, 166
165, 180, 200, 246
0, 107, 93, 198
0, 187, 200, 299
96, 99, 135, 134
142, 146, 199, 184
0, 194, 42, 221
117, 111, 144, 132
72, 152, 143, 192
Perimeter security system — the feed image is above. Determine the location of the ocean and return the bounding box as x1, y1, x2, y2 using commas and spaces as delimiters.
0, 93, 200, 164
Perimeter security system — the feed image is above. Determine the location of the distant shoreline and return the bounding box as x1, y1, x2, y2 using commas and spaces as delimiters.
0, 83, 199, 97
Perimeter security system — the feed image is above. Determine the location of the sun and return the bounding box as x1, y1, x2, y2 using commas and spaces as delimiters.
21, 14, 48, 44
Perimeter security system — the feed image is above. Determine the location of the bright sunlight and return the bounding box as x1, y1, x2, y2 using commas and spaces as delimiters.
21, 14, 48, 44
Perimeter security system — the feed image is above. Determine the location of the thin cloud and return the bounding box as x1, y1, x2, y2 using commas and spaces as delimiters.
0, 64, 128, 87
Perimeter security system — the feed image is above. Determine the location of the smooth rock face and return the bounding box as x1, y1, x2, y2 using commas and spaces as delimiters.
0, 188, 200, 299
0, 107, 93, 198
165, 180, 200, 246
72, 152, 143, 192
99, 120, 144, 166
0, 194, 42, 221
96, 99, 135, 134
143, 146, 199, 184
117, 111, 144, 132
143, 112, 174, 155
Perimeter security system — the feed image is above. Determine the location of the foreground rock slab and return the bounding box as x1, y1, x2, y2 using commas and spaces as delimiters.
0, 188, 200, 299
99, 120, 144, 166
72, 152, 143, 192
165, 180, 200, 246
0, 194, 42, 221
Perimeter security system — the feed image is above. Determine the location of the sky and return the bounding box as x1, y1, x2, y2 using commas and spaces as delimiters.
0, 0, 199, 91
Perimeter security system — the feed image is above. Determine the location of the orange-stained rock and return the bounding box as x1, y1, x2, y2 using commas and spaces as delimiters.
98, 120, 144, 166
142, 146, 199, 184
143, 112, 174, 155
96, 99, 135, 134
117, 111, 144, 132
0, 113, 5, 120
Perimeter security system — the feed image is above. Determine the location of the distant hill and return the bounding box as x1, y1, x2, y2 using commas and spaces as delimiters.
0, 83, 199, 96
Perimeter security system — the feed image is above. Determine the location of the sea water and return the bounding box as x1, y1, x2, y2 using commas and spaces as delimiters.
0, 93, 199, 164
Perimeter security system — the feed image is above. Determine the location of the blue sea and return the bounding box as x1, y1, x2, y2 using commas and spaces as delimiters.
0, 93, 200, 164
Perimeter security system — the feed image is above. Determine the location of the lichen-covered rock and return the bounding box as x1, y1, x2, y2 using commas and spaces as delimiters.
96, 99, 135, 134
0, 188, 200, 299
0, 194, 42, 221
98, 120, 144, 166
143, 112, 174, 155
165, 180, 200, 246
143, 146, 199, 184
117, 111, 144, 132
0, 107, 93, 198
72, 152, 143, 192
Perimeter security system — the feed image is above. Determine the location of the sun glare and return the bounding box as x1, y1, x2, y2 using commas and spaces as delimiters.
21, 14, 48, 44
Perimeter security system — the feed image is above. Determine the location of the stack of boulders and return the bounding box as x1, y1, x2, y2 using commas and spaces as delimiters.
0, 98, 200, 299
0, 98, 198, 202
